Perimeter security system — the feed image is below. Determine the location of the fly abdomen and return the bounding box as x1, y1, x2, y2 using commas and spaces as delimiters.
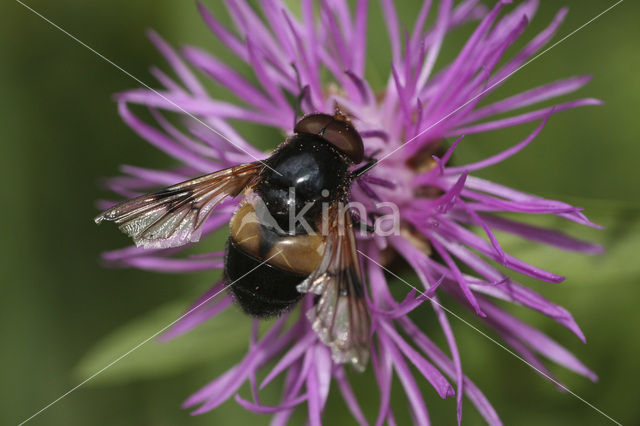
229, 200, 325, 275
225, 237, 305, 318
225, 200, 326, 317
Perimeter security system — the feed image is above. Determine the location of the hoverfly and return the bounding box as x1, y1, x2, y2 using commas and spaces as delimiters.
95, 113, 372, 370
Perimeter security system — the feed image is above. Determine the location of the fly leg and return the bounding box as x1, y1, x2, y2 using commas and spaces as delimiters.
352, 149, 382, 178
350, 210, 381, 235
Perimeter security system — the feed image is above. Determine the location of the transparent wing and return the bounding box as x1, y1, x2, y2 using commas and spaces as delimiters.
297, 206, 371, 371
95, 162, 262, 249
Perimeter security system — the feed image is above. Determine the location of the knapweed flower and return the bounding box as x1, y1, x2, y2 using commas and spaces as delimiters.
100, 0, 602, 424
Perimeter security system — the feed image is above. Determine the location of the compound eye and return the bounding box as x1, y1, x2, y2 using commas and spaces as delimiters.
322, 120, 364, 164
294, 113, 334, 136
294, 113, 365, 163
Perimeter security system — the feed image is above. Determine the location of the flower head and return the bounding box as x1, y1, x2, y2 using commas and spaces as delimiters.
100, 0, 602, 424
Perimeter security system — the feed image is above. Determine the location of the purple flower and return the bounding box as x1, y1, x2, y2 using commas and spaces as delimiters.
100, 0, 602, 424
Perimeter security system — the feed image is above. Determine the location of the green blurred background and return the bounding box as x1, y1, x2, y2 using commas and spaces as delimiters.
2, 1, 639, 425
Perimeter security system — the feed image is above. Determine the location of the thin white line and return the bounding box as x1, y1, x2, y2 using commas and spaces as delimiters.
358, 250, 623, 426
17, 250, 282, 426
363, 0, 624, 174
13, 0, 282, 176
